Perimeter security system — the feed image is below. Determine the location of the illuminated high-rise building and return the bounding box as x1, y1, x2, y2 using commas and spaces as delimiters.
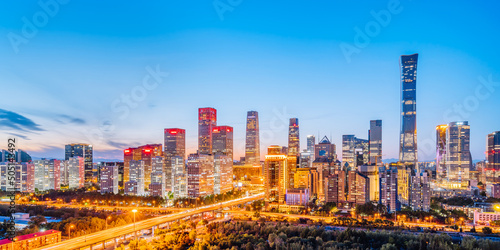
397, 163, 411, 205
214, 154, 233, 194
33, 159, 60, 191
212, 126, 234, 160
445, 121, 471, 186
436, 124, 448, 181
125, 160, 145, 196
347, 171, 370, 206
379, 165, 399, 212
0, 162, 34, 193
358, 165, 379, 201
299, 151, 313, 168
342, 135, 368, 168
100, 165, 118, 194
123, 144, 162, 189
149, 156, 165, 197
288, 118, 300, 156
65, 143, 93, 183
307, 135, 315, 154
369, 120, 382, 164
399, 53, 418, 165
487, 131, 500, 182
187, 153, 214, 198
264, 146, 288, 203
294, 168, 311, 189
325, 172, 347, 204
409, 171, 430, 211
314, 136, 336, 161
68, 157, 84, 189
171, 156, 187, 199
198, 107, 217, 154
245, 111, 260, 166
164, 128, 186, 192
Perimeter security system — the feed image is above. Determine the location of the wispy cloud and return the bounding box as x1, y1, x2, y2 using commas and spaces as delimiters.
56, 114, 86, 125
8, 133, 30, 140
107, 140, 141, 149
0, 109, 44, 132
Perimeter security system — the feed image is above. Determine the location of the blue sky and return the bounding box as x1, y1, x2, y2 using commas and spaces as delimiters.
0, 0, 499, 161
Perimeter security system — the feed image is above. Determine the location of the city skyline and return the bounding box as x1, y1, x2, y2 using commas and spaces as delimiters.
1, 1, 500, 162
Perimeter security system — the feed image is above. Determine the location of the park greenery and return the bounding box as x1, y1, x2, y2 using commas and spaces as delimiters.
122, 221, 500, 250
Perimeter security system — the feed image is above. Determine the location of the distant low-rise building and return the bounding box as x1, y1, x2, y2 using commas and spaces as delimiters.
0, 229, 61, 250
474, 211, 500, 225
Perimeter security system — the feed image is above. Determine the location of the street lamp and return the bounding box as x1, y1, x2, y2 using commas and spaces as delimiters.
68, 224, 74, 239
106, 216, 112, 230
494, 204, 500, 212
132, 209, 138, 240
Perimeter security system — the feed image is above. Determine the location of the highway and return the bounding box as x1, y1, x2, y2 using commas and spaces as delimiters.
36, 193, 264, 250
0, 201, 188, 212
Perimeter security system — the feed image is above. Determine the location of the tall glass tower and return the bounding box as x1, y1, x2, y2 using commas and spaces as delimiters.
245, 111, 260, 165
288, 118, 300, 156
399, 53, 418, 165
198, 107, 217, 154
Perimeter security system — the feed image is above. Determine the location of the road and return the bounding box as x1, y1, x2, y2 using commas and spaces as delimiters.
0, 201, 188, 212
36, 193, 264, 250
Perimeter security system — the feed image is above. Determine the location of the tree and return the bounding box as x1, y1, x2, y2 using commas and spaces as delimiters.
482, 227, 493, 234
28, 215, 47, 227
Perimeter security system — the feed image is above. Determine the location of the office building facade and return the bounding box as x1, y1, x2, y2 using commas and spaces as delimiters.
399, 53, 418, 165
198, 107, 217, 154
245, 111, 260, 166
65, 144, 93, 183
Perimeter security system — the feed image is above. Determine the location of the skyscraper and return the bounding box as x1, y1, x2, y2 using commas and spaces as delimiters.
68, 157, 84, 189
171, 156, 187, 199
212, 126, 234, 160
187, 153, 214, 198
125, 160, 145, 196
358, 165, 379, 201
198, 107, 217, 154
399, 53, 418, 165
65, 143, 93, 183
369, 120, 382, 164
307, 135, 315, 155
214, 154, 233, 194
487, 131, 500, 174
379, 165, 399, 212
409, 171, 430, 211
164, 128, 186, 192
436, 124, 448, 181
342, 135, 368, 168
264, 146, 288, 203
314, 136, 336, 161
288, 118, 300, 156
33, 159, 60, 191
245, 111, 260, 166
445, 121, 471, 185
123, 144, 162, 189
150, 156, 165, 197
100, 165, 118, 194
347, 171, 370, 206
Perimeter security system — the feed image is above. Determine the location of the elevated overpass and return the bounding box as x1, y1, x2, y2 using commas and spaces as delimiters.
36, 193, 264, 250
